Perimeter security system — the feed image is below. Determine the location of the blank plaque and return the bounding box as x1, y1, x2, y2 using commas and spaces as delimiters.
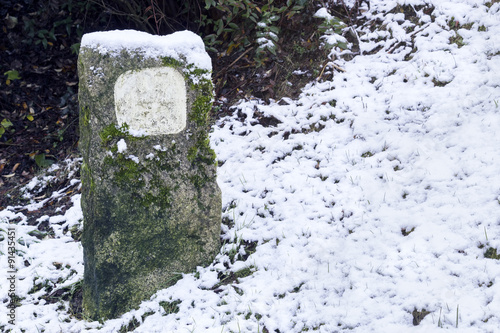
114, 67, 187, 135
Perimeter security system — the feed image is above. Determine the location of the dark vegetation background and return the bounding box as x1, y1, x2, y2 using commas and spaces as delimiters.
0, 0, 364, 207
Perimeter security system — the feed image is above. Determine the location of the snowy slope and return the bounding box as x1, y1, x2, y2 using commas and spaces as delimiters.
1, 0, 500, 332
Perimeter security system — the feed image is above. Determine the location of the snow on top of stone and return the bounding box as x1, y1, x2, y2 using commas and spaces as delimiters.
80, 30, 211, 71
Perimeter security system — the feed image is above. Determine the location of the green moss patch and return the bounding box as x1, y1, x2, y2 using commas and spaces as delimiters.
484, 247, 500, 259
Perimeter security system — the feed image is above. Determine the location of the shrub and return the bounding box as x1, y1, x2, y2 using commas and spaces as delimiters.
201, 0, 307, 64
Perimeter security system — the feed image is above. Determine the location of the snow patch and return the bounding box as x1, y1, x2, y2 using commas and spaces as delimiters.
117, 138, 127, 153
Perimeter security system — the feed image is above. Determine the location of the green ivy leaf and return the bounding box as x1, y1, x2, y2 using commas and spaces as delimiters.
228, 22, 239, 30
205, 0, 216, 10
1, 118, 13, 128
336, 42, 348, 50
269, 26, 280, 34
216, 20, 224, 36
70, 43, 80, 55
4, 70, 20, 81
34, 153, 55, 168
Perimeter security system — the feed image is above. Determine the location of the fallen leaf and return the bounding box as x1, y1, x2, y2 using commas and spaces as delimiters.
1, 119, 12, 128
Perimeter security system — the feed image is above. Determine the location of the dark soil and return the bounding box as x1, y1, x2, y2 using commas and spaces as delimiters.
0, 0, 95, 208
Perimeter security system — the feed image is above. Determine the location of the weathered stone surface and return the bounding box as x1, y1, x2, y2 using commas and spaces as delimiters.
78, 30, 221, 321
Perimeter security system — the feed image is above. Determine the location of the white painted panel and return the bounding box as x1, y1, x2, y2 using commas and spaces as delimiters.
114, 67, 186, 135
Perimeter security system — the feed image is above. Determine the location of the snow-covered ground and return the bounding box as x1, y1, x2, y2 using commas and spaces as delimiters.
1, 0, 500, 332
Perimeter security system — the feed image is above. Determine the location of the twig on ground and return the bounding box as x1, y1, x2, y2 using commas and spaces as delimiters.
317, 61, 346, 81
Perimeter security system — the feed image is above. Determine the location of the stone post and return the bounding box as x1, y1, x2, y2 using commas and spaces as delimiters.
78, 30, 221, 321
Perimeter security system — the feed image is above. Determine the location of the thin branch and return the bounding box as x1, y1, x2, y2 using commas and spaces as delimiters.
228, 47, 254, 69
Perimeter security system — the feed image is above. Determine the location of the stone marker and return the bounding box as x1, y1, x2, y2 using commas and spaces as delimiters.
78, 30, 221, 321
